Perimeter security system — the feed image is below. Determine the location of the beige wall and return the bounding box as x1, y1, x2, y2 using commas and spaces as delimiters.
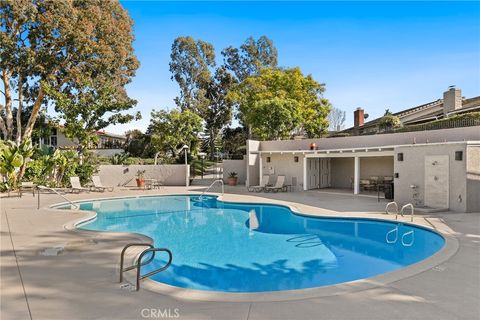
57, 131, 77, 148
330, 158, 354, 189
394, 144, 468, 212
258, 126, 480, 151
97, 164, 189, 187
466, 146, 480, 212
260, 153, 305, 190
360, 156, 394, 179
223, 159, 247, 185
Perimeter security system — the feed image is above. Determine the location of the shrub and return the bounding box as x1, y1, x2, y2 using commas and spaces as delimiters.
378, 114, 402, 132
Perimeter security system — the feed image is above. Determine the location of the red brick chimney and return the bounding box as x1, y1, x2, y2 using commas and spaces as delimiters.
354, 108, 365, 128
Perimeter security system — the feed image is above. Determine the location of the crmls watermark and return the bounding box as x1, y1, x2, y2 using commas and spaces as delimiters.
141, 308, 180, 319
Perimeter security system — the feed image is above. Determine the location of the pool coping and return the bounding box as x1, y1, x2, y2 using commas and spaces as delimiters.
59, 192, 459, 302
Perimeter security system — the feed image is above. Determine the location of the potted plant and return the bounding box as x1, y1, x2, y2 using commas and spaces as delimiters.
227, 172, 238, 186
136, 170, 146, 188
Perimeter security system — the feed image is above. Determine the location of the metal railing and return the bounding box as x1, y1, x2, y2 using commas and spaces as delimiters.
37, 186, 79, 209
385, 202, 399, 215
119, 243, 154, 283
385, 202, 414, 222
135, 248, 172, 291
399, 203, 415, 222
119, 243, 173, 291
199, 179, 224, 200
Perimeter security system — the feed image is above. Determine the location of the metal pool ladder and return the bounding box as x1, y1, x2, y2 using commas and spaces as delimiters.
385, 201, 415, 222
119, 243, 173, 291
199, 179, 224, 200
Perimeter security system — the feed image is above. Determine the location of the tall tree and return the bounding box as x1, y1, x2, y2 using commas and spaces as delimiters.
148, 109, 203, 158
222, 36, 278, 82
328, 107, 346, 131
229, 67, 331, 140
221, 36, 278, 134
0, 0, 138, 144
169, 36, 235, 158
44, 83, 140, 152
203, 67, 235, 159
221, 126, 247, 157
169, 36, 215, 114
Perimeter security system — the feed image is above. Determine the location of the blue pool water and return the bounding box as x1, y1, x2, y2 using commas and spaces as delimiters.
74, 195, 444, 292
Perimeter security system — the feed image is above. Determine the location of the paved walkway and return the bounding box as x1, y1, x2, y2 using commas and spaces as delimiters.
1, 186, 479, 320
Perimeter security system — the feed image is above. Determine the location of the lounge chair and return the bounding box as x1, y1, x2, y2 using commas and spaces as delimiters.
248, 175, 271, 192
70, 176, 90, 193
265, 175, 286, 193
91, 175, 114, 192
19, 181, 36, 197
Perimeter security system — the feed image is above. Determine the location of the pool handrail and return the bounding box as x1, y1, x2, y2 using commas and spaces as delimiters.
385, 201, 414, 222
385, 201, 398, 216
119, 243, 173, 291
136, 248, 173, 291
37, 186, 79, 209
199, 179, 224, 200
119, 243, 154, 283
400, 203, 415, 222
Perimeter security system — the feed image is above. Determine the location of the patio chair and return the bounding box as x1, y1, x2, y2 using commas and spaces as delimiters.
265, 175, 286, 193
360, 179, 374, 191
70, 176, 90, 193
248, 175, 270, 192
91, 175, 114, 192
370, 176, 380, 190
19, 181, 37, 197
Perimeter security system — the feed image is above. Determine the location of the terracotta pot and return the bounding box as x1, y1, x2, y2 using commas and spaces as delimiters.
136, 178, 145, 188
227, 177, 238, 186
309, 143, 316, 150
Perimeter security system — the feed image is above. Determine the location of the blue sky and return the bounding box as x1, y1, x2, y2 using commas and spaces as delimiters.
108, 1, 480, 134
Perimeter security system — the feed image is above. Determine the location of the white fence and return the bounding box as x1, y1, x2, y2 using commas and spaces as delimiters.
97, 164, 189, 187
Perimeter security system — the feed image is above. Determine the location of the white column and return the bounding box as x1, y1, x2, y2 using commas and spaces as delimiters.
303, 156, 308, 191
354, 156, 360, 195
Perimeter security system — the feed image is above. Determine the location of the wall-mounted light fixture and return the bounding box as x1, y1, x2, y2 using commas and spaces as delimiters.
266, 157, 271, 163
294, 156, 299, 163
397, 153, 404, 161
455, 151, 463, 161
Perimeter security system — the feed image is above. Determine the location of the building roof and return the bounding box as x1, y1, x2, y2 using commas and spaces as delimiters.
343, 95, 480, 132
53, 124, 126, 140
95, 130, 126, 140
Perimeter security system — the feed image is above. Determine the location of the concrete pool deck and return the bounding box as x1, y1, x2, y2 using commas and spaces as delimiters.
1, 186, 479, 320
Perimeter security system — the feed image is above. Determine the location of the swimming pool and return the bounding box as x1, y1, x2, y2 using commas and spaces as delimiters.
73, 195, 444, 293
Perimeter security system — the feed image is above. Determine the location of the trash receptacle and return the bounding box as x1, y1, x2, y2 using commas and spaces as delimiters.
384, 182, 394, 200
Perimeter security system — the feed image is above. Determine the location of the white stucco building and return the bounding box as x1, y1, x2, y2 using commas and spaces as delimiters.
244, 126, 479, 213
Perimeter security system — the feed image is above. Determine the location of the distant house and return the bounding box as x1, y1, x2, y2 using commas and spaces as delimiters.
342, 86, 480, 136
37, 127, 126, 157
